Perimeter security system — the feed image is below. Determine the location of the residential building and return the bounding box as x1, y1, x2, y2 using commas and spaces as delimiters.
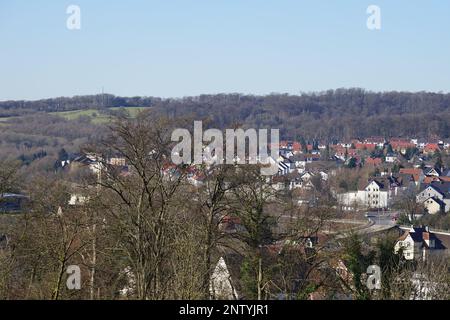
416, 181, 450, 213
337, 180, 389, 210
394, 226, 447, 261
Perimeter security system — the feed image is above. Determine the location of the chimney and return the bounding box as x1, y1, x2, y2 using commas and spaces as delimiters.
423, 231, 430, 247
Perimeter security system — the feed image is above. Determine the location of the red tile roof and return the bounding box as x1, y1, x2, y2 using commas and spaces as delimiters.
399, 168, 422, 176
365, 157, 382, 166
355, 143, 377, 150
424, 143, 440, 153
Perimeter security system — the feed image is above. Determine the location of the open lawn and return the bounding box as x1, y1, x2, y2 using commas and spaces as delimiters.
52, 107, 149, 123
0, 107, 150, 124
49, 109, 110, 123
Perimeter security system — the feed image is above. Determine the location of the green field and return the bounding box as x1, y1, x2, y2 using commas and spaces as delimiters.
0, 107, 150, 124
109, 106, 148, 117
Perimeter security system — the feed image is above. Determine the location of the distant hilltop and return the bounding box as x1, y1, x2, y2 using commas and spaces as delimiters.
1, 89, 450, 140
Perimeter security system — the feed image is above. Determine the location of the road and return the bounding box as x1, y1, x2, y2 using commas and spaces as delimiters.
277, 210, 399, 236
357, 210, 398, 234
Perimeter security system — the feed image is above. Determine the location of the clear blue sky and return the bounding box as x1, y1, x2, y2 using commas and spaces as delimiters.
1, 0, 450, 101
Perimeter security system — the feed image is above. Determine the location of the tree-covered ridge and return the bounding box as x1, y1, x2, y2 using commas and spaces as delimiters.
1, 88, 450, 140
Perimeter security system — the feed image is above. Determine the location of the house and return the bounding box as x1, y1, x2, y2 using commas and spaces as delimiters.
365, 137, 386, 148
423, 167, 441, 177
337, 180, 389, 210
385, 153, 398, 163
416, 181, 450, 213
422, 197, 444, 214
423, 143, 440, 155
108, 157, 126, 166
72, 153, 104, 175
340, 142, 353, 149
394, 226, 447, 261
292, 142, 301, 154
273, 171, 317, 191
291, 154, 320, 170
399, 168, 424, 186
365, 157, 382, 167
292, 154, 307, 170
412, 138, 427, 149
355, 143, 377, 151
390, 139, 415, 154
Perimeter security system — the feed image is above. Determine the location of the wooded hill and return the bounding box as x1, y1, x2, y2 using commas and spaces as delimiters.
1, 88, 450, 140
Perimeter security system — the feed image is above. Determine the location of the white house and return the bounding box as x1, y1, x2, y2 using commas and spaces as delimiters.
416, 182, 450, 213
422, 197, 444, 214
337, 180, 389, 210
394, 226, 444, 261
385, 154, 398, 163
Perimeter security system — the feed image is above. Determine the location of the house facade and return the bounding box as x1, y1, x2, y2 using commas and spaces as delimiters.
416, 182, 450, 213
337, 180, 389, 210
394, 226, 447, 261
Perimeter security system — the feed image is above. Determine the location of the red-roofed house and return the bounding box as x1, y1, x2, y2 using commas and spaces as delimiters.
355, 143, 377, 151
390, 140, 415, 154
365, 157, 382, 166
423, 143, 440, 155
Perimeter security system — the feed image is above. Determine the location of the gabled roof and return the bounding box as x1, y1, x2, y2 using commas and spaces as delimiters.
363, 179, 388, 191
398, 227, 446, 249
426, 181, 450, 198
424, 167, 441, 176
